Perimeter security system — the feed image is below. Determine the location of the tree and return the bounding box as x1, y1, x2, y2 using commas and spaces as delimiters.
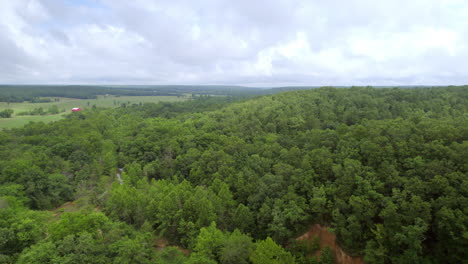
48, 105, 60, 114
320, 246, 334, 264
193, 222, 226, 261
0, 197, 50, 258
0, 109, 13, 118
220, 230, 254, 264
156, 246, 190, 264
110, 234, 154, 264
231, 203, 254, 233
250, 237, 295, 264
16, 241, 57, 264
49, 212, 110, 241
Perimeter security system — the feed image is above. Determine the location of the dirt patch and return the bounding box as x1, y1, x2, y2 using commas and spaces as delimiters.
154, 238, 190, 255
297, 224, 364, 264
52, 201, 77, 217
154, 238, 169, 251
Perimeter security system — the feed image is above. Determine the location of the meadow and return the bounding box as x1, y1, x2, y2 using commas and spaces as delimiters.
0, 95, 185, 129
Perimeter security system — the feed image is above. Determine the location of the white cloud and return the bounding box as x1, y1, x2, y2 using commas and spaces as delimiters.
0, 0, 467, 85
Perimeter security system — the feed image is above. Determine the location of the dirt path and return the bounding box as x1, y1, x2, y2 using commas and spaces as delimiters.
116, 168, 123, 184
52, 201, 77, 217
296, 224, 364, 264
154, 238, 190, 255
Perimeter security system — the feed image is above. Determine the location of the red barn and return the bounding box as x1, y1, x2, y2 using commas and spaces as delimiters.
71, 107, 82, 112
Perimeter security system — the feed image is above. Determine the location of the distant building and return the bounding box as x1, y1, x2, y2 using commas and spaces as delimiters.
71, 107, 82, 112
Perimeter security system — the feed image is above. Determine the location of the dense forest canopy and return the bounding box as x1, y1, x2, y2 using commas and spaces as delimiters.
0, 87, 466, 263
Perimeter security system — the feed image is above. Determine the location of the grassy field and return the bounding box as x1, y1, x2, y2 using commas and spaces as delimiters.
0, 95, 186, 129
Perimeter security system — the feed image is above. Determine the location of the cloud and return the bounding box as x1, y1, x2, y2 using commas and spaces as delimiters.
0, 0, 467, 86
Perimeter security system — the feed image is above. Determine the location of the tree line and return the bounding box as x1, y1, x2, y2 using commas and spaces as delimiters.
0, 85, 268, 103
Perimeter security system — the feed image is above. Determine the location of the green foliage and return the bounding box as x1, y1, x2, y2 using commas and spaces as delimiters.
0, 184, 30, 205
193, 222, 226, 260
0, 84, 264, 102
0, 109, 13, 118
17, 233, 111, 264
49, 212, 111, 240
289, 239, 313, 258
156, 246, 190, 264
16, 211, 158, 264
320, 246, 334, 264
311, 236, 320, 251
0, 196, 50, 260
16, 105, 62, 116
219, 230, 255, 264
16, 241, 57, 264
192, 222, 254, 264
250, 237, 296, 264
110, 234, 155, 264
1, 86, 467, 263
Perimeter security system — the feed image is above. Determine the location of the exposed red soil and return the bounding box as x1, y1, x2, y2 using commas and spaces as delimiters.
297, 224, 364, 264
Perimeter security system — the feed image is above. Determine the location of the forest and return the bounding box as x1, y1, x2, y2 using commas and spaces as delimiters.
0, 86, 466, 264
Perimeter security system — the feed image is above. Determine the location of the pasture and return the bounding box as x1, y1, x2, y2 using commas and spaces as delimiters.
0, 95, 186, 129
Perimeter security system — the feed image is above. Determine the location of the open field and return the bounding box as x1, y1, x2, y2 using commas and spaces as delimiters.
0, 114, 67, 129
0, 95, 186, 129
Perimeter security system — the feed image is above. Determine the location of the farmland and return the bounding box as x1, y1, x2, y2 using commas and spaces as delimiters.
0, 95, 185, 129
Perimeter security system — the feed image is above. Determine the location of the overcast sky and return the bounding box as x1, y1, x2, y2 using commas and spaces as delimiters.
1, 0, 467, 86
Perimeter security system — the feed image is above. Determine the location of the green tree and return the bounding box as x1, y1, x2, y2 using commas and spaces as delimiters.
320, 246, 334, 264
193, 222, 226, 261
250, 237, 295, 264
0, 109, 13, 118
220, 230, 254, 264
110, 234, 154, 264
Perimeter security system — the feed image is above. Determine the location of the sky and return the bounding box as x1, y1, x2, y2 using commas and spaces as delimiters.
1, 0, 467, 86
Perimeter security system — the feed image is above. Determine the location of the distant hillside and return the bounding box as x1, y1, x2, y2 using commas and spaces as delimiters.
0, 85, 265, 102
